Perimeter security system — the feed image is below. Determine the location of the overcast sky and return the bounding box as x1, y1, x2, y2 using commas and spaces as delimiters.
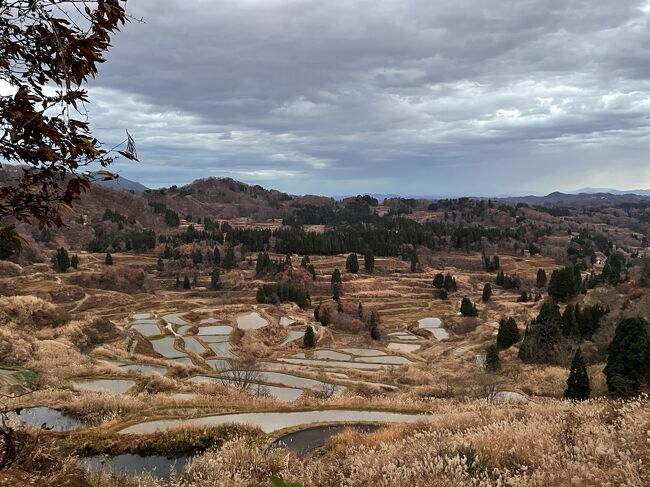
88, 0, 650, 196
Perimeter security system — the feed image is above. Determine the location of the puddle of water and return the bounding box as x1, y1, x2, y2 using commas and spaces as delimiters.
177, 325, 192, 335
8, 407, 81, 431
163, 313, 188, 326
418, 318, 442, 328
356, 356, 412, 365
120, 364, 167, 376
280, 317, 296, 327
201, 335, 230, 343
132, 319, 159, 325
475, 354, 486, 368
271, 424, 381, 456
223, 370, 340, 395
208, 342, 236, 358
133, 313, 152, 320
342, 348, 387, 357
167, 357, 194, 366
418, 318, 449, 340
189, 376, 303, 402
314, 350, 352, 361
453, 346, 470, 356
200, 318, 221, 325
279, 358, 384, 370
281, 330, 305, 346
80, 454, 190, 480
198, 325, 232, 335
183, 337, 207, 355
388, 331, 419, 341
131, 323, 162, 337
237, 312, 268, 330
387, 343, 421, 353
429, 328, 449, 340
291, 353, 306, 358
119, 409, 434, 434
151, 337, 187, 359
72, 379, 136, 395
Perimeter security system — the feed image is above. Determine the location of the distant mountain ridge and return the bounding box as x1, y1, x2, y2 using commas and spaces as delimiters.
572, 187, 650, 196
94, 174, 148, 192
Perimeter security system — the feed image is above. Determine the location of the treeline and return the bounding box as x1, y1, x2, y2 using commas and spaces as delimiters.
256, 252, 290, 276
88, 227, 156, 253
256, 282, 310, 309
148, 200, 180, 227
225, 221, 521, 257
518, 302, 609, 363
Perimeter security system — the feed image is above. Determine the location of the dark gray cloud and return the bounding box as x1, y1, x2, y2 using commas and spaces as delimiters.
88, 0, 650, 195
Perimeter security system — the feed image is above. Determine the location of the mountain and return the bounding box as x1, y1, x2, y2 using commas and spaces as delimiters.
94, 174, 148, 192
572, 187, 650, 196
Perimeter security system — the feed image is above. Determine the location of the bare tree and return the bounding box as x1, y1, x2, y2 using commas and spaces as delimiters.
218, 358, 264, 395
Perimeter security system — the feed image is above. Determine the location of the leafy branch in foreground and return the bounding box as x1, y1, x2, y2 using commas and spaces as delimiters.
0, 0, 137, 252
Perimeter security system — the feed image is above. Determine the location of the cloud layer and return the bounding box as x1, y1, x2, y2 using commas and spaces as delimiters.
88, 0, 650, 195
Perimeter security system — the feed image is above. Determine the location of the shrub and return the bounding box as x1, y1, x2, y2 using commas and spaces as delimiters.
564, 348, 590, 401
460, 297, 477, 317
604, 317, 650, 398
303, 326, 316, 348
496, 317, 520, 349
485, 345, 501, 372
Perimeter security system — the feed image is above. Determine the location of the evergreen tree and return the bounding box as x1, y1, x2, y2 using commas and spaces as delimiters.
564, 348, 590, 401
319, 308, 331, 326
105, 253, 113, 265
548, 266, 581, 300
433, 273, 445, 289
443, 273, 457, 292
604, 317, 650, 398
213, 246, 221, 266
175, 273, 180, 289
183, 275, 191, 290
331, 268, 342, 286
482, 283, 492, 302
303, 325, 316, 348
518, 303, 563, 363
300, 255, 310, 268
314, 301, 321, 321
222, 246, 236, 270
210, 268, 221, 289
70, 254, 79, 269
496, 317, 520, 349
410, 249, 419, 272
346, 253, 359, 273
485, 345, 501, 372
256, 286, 266, 303
369, 311, 380, 341
191, 248, 203, 264
358, 302, 364, 319
536, 269, 547, 289
156, 257, 164, 272
460, 297, 478, 317
307, 264, 316, 280
332, 285, 341, 302
364, 249, 375, 273
54, 247, 70, 272
561, 304, 578, 337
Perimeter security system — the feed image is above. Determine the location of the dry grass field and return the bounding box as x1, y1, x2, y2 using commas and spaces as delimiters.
0, 234, 648, 486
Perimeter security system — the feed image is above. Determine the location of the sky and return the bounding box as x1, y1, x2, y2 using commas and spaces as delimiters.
86, 0, 650, 196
